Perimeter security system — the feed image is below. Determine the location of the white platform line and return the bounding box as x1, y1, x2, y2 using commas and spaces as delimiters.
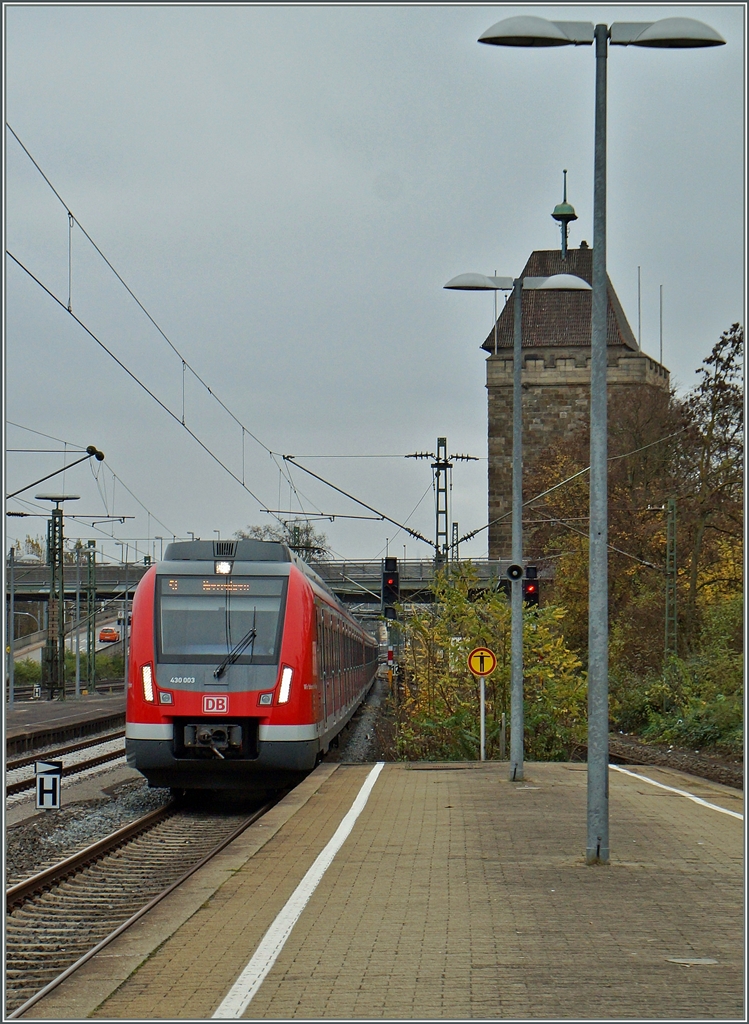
212, 761, 385, 1019
610, 764, 743, 819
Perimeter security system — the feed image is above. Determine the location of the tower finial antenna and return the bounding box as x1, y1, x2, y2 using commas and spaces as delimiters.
551, 169, 577, 260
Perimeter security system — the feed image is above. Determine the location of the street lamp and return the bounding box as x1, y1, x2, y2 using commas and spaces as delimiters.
445, 271, 590, 782
478, 13, 724, 863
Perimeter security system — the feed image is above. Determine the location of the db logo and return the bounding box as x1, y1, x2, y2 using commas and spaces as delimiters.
202, 695, 228, 714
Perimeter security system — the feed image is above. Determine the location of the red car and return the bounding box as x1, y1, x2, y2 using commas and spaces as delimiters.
99, 627, 120, 643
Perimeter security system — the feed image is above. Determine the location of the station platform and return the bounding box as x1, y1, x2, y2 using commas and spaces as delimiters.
25, 761, 743, 1021
5, 692, 125, 755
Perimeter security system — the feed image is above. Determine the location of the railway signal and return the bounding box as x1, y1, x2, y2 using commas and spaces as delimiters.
523, 566, 539, 608
499, 565, 540, 606
522, 580, 539, 606
382, 557, 399, 618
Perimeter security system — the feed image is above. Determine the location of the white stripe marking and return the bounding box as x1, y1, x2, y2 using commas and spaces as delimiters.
212, 761, 385, 1019
125, 722, 173, 740
610, 764, 743, 819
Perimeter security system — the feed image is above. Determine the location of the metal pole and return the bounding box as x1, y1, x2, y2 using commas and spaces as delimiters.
479, 675, 486, 761
659, 284, 663, 364
8, 547, 15, 705
493, 283, 498, 355
500, 711, 506, 759
48, 506, 66, 701
637, 265, 641, 349
75, 548, 81, 697
510, 276, 524, 782
87, 541, 96, 694
665, 498, 677, 657
123, 557, 129, 692
587, 22, 610, 865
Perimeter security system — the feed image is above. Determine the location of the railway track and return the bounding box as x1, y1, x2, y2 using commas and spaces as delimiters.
6, 731, 127, 797
5, 797, 276, 1017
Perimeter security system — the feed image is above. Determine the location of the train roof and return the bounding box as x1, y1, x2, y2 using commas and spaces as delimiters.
164, 539, 290, 562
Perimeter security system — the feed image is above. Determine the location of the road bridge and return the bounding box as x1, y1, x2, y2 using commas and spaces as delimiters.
314, 558, 526, 604
6, 561, 148, 601
6, 558, 541, 605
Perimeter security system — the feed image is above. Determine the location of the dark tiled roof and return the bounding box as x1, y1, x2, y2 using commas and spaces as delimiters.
481, 248, 638, 352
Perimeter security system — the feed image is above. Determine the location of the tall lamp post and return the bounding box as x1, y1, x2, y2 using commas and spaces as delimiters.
445, 271, 590, 781
477, 14, 724, 863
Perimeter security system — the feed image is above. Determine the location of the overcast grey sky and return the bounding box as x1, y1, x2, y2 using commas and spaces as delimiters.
4, 4, 745, 565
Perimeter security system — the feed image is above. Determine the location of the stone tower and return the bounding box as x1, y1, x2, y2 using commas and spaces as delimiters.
485, 243, 671, 559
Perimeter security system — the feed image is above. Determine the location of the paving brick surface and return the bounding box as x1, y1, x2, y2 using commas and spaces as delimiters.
30, 762, 743, 1020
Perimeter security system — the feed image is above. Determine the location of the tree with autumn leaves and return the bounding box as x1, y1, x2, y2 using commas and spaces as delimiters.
393, 564, 586, 761
391, 325, 742, 760
524, 323, 743, 753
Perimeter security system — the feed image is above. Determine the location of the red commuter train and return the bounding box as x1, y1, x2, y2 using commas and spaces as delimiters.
125, 539, 378, 794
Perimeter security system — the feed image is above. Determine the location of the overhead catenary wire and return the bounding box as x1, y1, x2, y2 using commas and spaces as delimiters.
9, 250, 409, 545
6, 495, 143, 556
370, 479, 434, 560
6, 250, 284, 527
284, 457, 433, 548
534, 514, 662, 572
6, 123, 272, 457
457, 426, 690, 546
8, 422, 177, 540
6, 125, 465, 545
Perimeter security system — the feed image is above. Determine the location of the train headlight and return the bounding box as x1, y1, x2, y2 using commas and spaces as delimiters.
142, 664, 155, 703
215, 560, 233, 575
277, 666, 293, 704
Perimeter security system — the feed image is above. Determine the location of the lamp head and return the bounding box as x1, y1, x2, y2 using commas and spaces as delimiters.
611, 18, 725, 48
35, 494, 80, 507
522, 275, 591, 291
479, 17, 593, 47
444, 273, 513, 291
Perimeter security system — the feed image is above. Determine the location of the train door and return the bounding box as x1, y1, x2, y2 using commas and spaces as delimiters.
317, 605, 327, 722
325, 610, 332, 724
336, 614, 342, 712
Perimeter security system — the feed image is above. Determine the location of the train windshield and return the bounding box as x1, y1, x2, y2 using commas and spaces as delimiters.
157, 576, 286, 664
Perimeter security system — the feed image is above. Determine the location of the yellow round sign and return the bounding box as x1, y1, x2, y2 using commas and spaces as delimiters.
467, 646, 497, 677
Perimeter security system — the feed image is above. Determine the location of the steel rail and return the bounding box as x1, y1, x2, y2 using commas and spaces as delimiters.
6, 744, 126, 796
7, 798, 277, 1020
6, 803, 175, 909
7, 729, 125, 772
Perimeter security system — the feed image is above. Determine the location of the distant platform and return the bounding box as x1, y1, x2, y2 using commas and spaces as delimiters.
5, 692, 125, 755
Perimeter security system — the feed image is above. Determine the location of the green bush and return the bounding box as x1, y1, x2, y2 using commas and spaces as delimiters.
609, 595, 743, 754
394, 564, 586, 762
13, 658, 42, 684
